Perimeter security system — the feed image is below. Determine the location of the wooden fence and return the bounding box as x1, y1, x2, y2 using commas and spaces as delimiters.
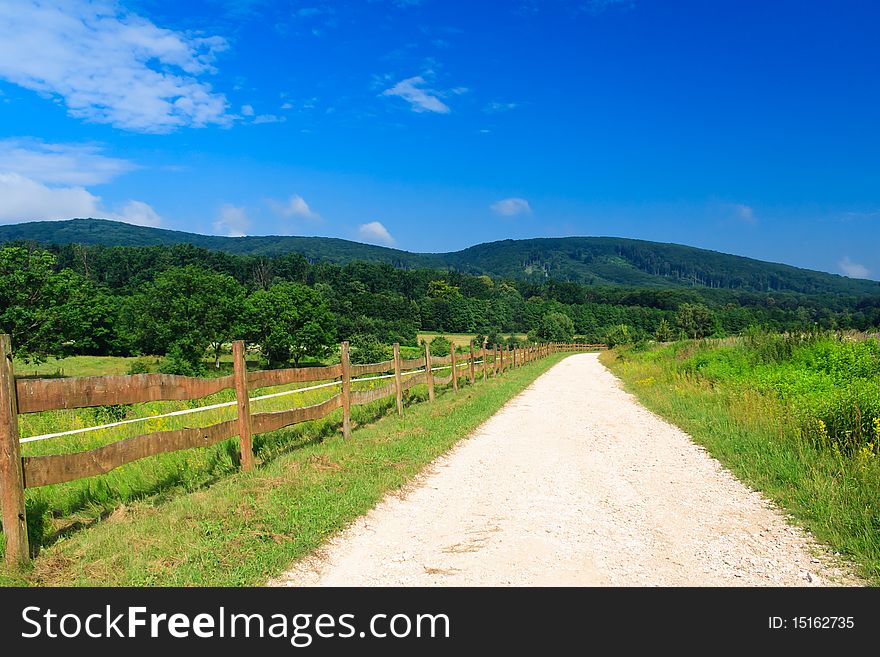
0, 337, 604, 566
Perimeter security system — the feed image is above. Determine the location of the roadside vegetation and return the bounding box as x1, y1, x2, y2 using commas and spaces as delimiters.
0, 353, 567, 586
602, 330, 880, 583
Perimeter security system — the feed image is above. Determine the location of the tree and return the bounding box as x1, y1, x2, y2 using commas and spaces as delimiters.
676, 303, 717, 339
425, 335, 452, 357
122, 265, 246, 371
245, 282, 336, 366
427, 280, 462, 301
0, 246, 93, 362
605, 324, 631, 348
537, 311, 575, 342
654, 318, 675, 342
349, 334, 386, 364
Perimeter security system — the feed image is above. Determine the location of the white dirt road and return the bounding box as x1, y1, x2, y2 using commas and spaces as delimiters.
269, 353, 859, 587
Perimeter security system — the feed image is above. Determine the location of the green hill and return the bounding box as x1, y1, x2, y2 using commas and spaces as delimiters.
1, 217, 876, 297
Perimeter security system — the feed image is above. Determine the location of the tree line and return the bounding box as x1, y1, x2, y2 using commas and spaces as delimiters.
2, 242, 878, 371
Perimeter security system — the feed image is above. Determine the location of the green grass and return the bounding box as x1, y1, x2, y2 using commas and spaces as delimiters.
13, 355, 160, 378
1, 353, 565, 586
12, 365, 421, 554
602, 335, 880, 584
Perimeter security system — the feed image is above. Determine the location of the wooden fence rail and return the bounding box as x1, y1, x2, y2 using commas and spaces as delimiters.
0, 336, 604, 566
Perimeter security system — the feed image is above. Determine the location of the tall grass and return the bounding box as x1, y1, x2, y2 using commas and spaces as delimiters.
603, 331, 880, 583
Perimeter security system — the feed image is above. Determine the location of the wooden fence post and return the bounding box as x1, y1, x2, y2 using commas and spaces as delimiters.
0, 334, 29, 567
232, 340, 254, 472
341, 341, 352, 439
482, 345, 488, 382
493, 346, 499, 377
469, 344, 475, 385
500, 346, 505, 373
424, 342, 435, 402
450, 343, 458, 392
393, 342, 403, 418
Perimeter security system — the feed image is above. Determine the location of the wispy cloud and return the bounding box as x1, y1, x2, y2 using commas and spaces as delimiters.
382, 76, 450, 114
732, 203, 757, 224
484, 101, 519, 114
0, 1, 232, 133
252, 114, 286, 124
491, 197, 532, 217
0, 138, 161, 226
213, 204, 250, 237
358, 221, 396, 246
0, 139, 135, 186
840, 209, 880, 222
577, 0, 635, 15
269, 195, 320, 220
838, 257, 870, 279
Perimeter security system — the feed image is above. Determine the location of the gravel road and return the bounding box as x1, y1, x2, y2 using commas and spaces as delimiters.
269, 353, 859, 587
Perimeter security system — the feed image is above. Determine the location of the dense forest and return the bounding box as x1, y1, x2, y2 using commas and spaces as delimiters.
2, 218, 878, 296
2, 240, 879, 374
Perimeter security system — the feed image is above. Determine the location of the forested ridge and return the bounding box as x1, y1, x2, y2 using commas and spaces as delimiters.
2, 218, 877, 296
2, 238, 879, 372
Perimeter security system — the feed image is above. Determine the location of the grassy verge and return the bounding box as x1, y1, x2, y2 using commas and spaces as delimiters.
601, 341, 879, 584
1, 353, 566, 586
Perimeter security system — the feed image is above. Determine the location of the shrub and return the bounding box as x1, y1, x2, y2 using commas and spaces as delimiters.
427, 335, 452, 357
125, 359, 151, 375
606, 324, 631, 348
349, 334, 387, 364
158, 346, 205, 376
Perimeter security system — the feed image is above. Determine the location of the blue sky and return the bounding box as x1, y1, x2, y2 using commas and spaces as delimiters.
0, 0, 878, 280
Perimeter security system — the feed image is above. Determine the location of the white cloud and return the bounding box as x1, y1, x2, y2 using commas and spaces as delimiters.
0, 138, 163, 226
358, 221, 396, 246
491, 197, 532, 217
280, 102, 294, 110
484, 101, 518, 113
0, 1, 232, 133
838, 257, 870, 279
732, 203, 756, 224
382, 76, 450, 114
113, 200, 162, 227
0, 172, 164, 227
241, 104, 255, 116
0, 138, 135, 186
213, 204, 250, 237
0, 172, 101, 222
252, 114, 285, 124
269, 195, 320, 220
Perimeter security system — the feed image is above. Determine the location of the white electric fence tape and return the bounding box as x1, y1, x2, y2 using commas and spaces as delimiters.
20, 360, 482, 444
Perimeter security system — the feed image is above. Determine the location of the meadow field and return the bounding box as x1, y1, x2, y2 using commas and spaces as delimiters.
417, 332, 527, 348
602, 331, 880, 583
